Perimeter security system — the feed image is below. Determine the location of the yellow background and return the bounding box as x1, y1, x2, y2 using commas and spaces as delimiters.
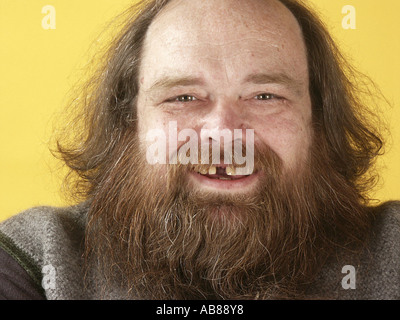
0, 0, 399, 221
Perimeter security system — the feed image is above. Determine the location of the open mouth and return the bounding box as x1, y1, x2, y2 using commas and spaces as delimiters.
189, 164, 259, 191
193, 165, 254, 180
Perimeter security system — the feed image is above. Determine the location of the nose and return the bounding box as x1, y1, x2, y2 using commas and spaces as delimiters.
200, 98, 248, 141
199, 98, 251, 165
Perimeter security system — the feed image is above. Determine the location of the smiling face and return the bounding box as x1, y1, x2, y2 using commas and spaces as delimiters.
83, 0, 380, 299
137, 0, 312, 194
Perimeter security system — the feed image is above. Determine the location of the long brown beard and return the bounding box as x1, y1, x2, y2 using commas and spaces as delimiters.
84, 128, 375, 299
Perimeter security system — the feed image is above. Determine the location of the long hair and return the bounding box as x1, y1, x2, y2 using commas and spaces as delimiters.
280, 0, 385, 201
51, 0, 390, 300
54, 0, 385, 205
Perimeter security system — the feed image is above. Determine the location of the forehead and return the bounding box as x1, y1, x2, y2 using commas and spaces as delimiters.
140, 0, 308, 84
149, 0, 301, 38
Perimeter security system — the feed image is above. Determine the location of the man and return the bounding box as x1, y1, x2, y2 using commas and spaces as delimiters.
0, 0, 398, 300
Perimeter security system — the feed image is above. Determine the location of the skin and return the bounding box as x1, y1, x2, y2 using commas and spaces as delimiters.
137, 0, 312, 193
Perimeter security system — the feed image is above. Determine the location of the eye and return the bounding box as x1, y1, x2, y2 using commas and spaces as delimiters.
254, 93, 276, 100
174, 95, 198, 102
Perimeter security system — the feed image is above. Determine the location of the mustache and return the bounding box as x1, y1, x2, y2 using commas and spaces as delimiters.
166, 141, 283, 177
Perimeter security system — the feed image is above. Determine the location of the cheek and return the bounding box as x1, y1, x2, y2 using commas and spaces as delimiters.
137, 104, 169, 142
138, 112, 196, 165
255, 114, 312, 168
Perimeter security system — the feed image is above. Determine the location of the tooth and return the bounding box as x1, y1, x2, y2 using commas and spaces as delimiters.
226, 166, 236, 176
199, 167, 208, 175
208, 166, 216, 175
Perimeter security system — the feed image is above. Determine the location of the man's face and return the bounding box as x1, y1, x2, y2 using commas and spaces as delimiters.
137, 0, 312, 195
87, 0, 374, 299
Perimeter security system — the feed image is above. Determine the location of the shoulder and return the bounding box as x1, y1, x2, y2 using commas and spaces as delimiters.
0, 203, 90, 299
364, 200, 400, 263
370, 200, 400, 239
0, 203, 88, 259
356, 200, 400, 299
0, 203, 88, 236
306, 201, 400, 299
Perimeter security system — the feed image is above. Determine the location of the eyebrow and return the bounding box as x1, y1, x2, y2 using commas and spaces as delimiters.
243, 72, 304, 95
145, 72, 305, 95
145, 76, 205, 93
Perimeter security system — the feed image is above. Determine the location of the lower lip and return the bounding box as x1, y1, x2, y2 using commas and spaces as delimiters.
188, 170, 260, 191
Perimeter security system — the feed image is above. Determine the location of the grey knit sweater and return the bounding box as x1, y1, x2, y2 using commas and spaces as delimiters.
0, 201, 399, 300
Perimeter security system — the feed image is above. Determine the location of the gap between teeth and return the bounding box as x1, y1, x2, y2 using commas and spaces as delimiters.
196, 166, 250, 176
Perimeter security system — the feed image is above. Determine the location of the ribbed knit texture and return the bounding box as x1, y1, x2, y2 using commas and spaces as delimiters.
0, 204, 90, 299
0, 201, 399, 299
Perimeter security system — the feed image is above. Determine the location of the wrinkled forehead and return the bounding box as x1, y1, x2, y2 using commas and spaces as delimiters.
140, 0, 308, 82
148, 0, 302, 41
